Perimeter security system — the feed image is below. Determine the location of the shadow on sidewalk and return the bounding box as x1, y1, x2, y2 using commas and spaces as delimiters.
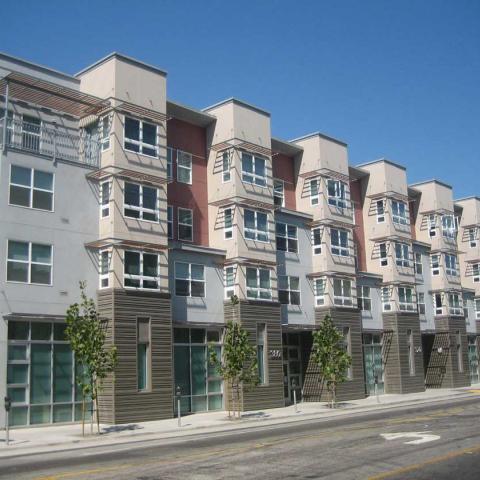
102, 424, 143, 434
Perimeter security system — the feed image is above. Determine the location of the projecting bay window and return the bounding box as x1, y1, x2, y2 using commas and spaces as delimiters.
331, 228, 349, 257
244, 209, 268, 242
7, 241, 52, 285
442, 215, 456, 240
100, 181, 110, 218
278, 276, 300, 306
257, 324, 267, 384
398, 286, 415, 312
382, 287, 391, 312
391, 200, 408, 225
274, 179, 285, 207
276, 223, 298, 253
9, 165, 54, 211
314, 278, 325, 306
124, 182, 159, 222
222, 151, 231, 182
246, 267, 271, 300
99, 250, 110, 289
175, 262, 205, 297
327, 179, 347, 208
376, 200, 385, 223
448, 293, 462, 316
177, 150, 192, 184
473, 264, 480, 283
224, 208, 233, 239
178, 208, 193, 241
310, 178, 320, 205
137, 318, 151, 392
379, 243, 388, 266
469, 228, 477, 248
333, 278, 353, 307
395, 242, 410, 268
124, 251, 159, 290
357, 286, 371, 311
445, 254, 459, 277
124, 117, 158, 157
224, 266, 235, 299
431, 254, 440, 276
241, 152, 266, 187
312, 227, 322, 255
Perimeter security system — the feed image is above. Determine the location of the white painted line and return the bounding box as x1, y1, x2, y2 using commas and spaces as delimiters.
381, 431, 441, 445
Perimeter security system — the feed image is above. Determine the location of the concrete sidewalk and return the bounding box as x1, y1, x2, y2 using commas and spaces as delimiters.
1, 386, 479, 459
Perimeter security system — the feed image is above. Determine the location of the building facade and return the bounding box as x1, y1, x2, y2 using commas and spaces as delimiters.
0, 52, 477, 428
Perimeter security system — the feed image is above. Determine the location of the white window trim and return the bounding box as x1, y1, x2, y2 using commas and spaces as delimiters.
475, 299, 480, 320
395, 242, 410, 268
246, 267, 272, 301
167, 147, 174, 180
224, 207, 233, 240
175, 262, 206, 298
312, 227, 322, 255
435, 293, 444, 315
241, 152, 267, 187
100, 180, 110, 218
224, 266, 236, 299
167, 205, 173, 239
99, 249, 111, 289
177, 150, 193, 185
278, 275, 301, 306
414, 252, 423, 275
431, 254, 440, 276
391, 200, 409, 226
310, 178, 320, 206
123, 250, 160, 291
428, 214, 437, 237
124, 116, 159, 158
178, 207, 193, 242
273, 178, 285, 207
418, 292, 426, 315
357, 286, 371, 311
244, 209, 269, 243
376, 199, 385, 223
448, 293, 462, 316
9, 164, 54, 212
441, 215, 457, 239
314, 278, 325, 306
469, 228, 477, 248
379, 242, 388, 267
99, 115, 111, 152
398, 286, 416, 312
331, 228, 349, 257
472, 263, 480, 283
6, 240, 53, 286
382, 287, 392, 312
124, 182, 160, 223
222, 151, 231, 183
276, 222, 298, 253
333, 279, 353, 307
445, 253, 459, 277
327, 178, 347, 209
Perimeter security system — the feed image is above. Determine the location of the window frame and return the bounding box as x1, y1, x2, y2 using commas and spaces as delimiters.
418, 292, 426, 315
9, 165, 54, 212
241, 152, 267, 187
448, 293, 462, 316
445, 253, 459, 277
137, 317, 151, 392
222, 151, 231, 183
99, 249, 110, 289
314, 278, 325, 306
435, 293, 443, 315
273, 179, 285, 207
472, 263, 480, 283
224, 208, 233, 240
333, 278, 353, 307
100, 181, 110, 218
167, 147, 174, 180
123, 181, 160, 223
312, 227, 322, 255
257, 323, 267, 385
382, 287, 391, 312
178, 207, 193, 242
379, 242, 388, 267
244, 209, 269, 243
469, 228, 477, 248
245, 267, 272, 301
391, 200, 408, 225
327, 178, 347, 209
395, 242, 410, 268
431, 254, 440, 276
441, 214, 456, 239
357, 286, 371, 311
224, 266, 235, 299
331, 228, 349, 257
175, 262, 206, 298
278, 275, 301, 306
177, 150, 193, 185
376, 200, 385, 223
310, 178, 320, 206
276, 222, 298, 253
124, 116, 158, 158
167, 205, 173, 239
398, 286, 415, 312
123, 250, 160, 291
414, 252, 423, 275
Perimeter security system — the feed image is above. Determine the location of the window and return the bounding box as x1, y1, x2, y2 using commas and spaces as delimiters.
222, 151, 231, 182
475, 299, 480, 320
418, 292, 426, 315
457, 331, 463, 373
100, 181, 110, 218
382, 287, 391, 311
167, 206, 173, 239
391, 200, 408, 225
244, 209, 268, 242
178, 208, 193, 241
376, 200, 385, 223
246, 267, 271, 300
333, 278, 353, 307
99, 116, 111, 151
278, 276, 300, 306
395, 242, 410, 268
469, 228, 477, 248
435, 293, 443, 315
224, 208, 233, 239
167, 147, 173, 180
175, 262, 205, 297
448, 293, 462, 316
379, 243, 388, 266
414, 252, 423, 275
9, 165, 54, 211
331, 228, 349, 257
177, 150, 192, 184
137, 318, 150, 391
124, 251, 159, 290
273, 179, 284, 207
473, 264, 480, 283
312, 228, 322, 255
428, 214, 437, 237
342, 327, 353, 379
257, 324, 266, 384
124, 117, 157, 157
224, 266, 235, 299
442, 215, 456, 239
99, 250, 110, 288
327, 179, 347, 208
445, 254, 458, 276
124, 182, 158, 222
7, 241, 52, 285
0, 109, 13, 145
241, 152, 266, 187
276, 223, 298, 253
398, 286, 415, 311
407, 329, 415, 375
431, 254, 440, 276
22, 115, 41, 152
310, 178, 319, 205
357, 286, 371, 311
315, 278, 325, 306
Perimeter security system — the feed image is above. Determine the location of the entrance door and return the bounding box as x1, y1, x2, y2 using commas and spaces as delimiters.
363, 333, 384, 396
282, 334, 302, 404
468, 336, 479, 384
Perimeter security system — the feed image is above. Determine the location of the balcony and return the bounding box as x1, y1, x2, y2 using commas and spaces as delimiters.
0, 117, 101, 167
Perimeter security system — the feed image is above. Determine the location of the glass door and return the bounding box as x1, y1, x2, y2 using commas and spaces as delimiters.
363, 333, 384, 396
282, 334, 302, 404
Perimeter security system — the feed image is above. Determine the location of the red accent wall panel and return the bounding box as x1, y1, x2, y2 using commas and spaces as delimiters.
272, 153, 296, 210
350, 179, 367, 272
167, 119, 209, 246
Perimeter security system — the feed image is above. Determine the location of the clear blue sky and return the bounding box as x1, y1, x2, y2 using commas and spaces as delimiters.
1, 0, 478, 197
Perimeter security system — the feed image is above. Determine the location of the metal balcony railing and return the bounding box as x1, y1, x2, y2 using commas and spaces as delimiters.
0, 117, 101, 167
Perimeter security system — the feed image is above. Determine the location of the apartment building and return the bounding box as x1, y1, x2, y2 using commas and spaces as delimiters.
0, 51, 477, 428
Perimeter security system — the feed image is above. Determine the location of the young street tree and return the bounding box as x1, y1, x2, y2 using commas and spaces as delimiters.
65, 282, 117, 435
209, 308, 259, 419
312, 314, 352, 408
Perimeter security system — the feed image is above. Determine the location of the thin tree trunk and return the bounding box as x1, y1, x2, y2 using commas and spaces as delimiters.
228, 379, 232, 419
95, 385, 100, 434
82, 395, 85, 437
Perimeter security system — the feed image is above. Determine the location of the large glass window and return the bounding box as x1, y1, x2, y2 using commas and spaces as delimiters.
167, 206, 173, 239
167, 147, 173, 180
278, 276, 300, 306
244, 209, 268, 242
376, 200, 385, 223
99, 250, 110, 288
395, 242, 410, 268
177, 150, 192, 184
273, 179, 284, 207
327, 179, 347, 208
314, 278, 325, 306
100, 181, 110, 218
382, 287, 391, 311
7, 240, 52, 285
445, 254, 459, 276
431, 254, 440, 276
224, 266, 235, 299
415, 252, 423, 275
241, 152, 266, 186
442, 215, 456, 239
379, 243, 388, 266
391, 200, 408, 225
448, 293, 462, 316
124, 251, 159, 290
398, 286, 415, 311
178, 208, 193, 241
331, 228, 349, 257
357, 286, 371, 311
9, 165, 53, 211
276, 223, 297, 253
222, 151, 231, 182
175, 262, 205, 297
333, 278, 353, 306
124, 117, 157, 157
312, 228, 322, 255
310, 179, 319, 205
224, 208, 233, 239
473, 263, 480, 283
246, 267, 271, 300
173, 328, 223, 413
124, 182, 159, 222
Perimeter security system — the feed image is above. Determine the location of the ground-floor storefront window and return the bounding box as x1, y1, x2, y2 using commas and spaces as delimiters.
363, 333, 384, 396
468, 335, 479, 384
7, 320, 91, 427
173, 327, 223, 414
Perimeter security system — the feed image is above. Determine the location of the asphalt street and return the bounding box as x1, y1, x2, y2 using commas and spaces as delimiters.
2, 395, 480, 480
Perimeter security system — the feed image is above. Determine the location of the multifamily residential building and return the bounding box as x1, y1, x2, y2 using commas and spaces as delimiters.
0, 51, 478, 428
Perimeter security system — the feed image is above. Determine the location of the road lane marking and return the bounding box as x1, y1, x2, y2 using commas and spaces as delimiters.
381, 431, 440, 445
